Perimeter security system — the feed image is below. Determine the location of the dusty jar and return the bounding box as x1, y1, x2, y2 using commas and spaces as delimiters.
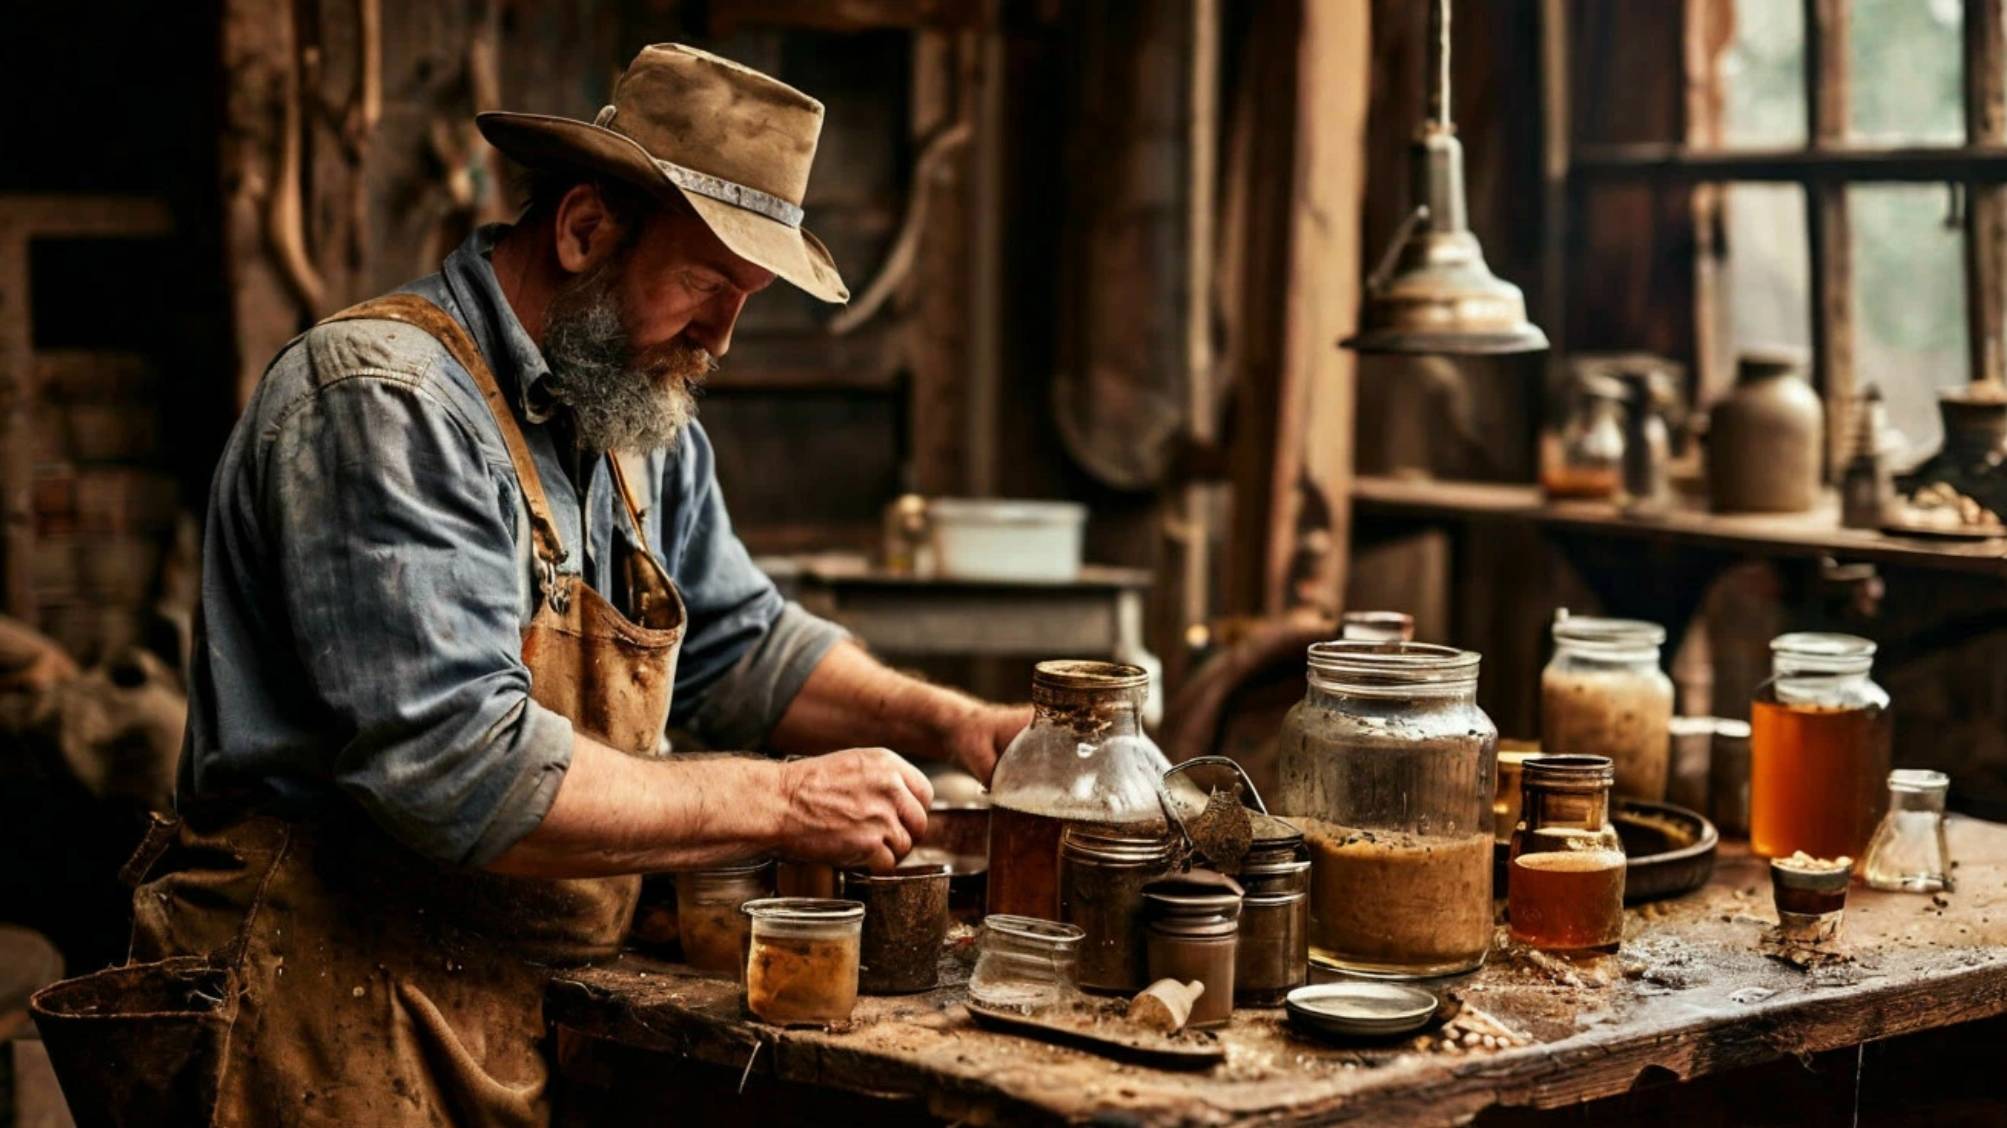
676, 859, 773, 974
1507, 755, 1627, 953
1276, 641, 1497, 979
1058, 825, 1177, 993
741, 898, 864, 1026
1749, 633, 1891, 862
1708, 348, 1824, 513
986, 661, 1171, 920
844, 863, 952, 994
1540, 615, 1675, 801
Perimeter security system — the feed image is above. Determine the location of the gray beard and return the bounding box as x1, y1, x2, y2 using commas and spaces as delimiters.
540, 261, 713, 452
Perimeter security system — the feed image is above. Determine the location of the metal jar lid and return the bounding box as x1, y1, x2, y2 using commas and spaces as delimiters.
1142, 873, 1244, 939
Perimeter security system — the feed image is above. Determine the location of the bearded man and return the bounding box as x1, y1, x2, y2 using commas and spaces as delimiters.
33, 45, 1028, 1126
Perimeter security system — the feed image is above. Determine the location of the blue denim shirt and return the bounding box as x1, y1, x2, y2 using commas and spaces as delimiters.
181, 225, 845, 866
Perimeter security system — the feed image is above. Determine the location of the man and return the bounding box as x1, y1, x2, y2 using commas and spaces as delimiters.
33, 44, 1027, 1125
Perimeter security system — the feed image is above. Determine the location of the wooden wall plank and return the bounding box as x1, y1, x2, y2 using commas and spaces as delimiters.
1966, 0, 2007, 387
1805, 0, 1853, 474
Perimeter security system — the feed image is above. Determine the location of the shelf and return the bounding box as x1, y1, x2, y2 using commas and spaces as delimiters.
1571, 143, 2007, 183
1351, 475, 2007, 577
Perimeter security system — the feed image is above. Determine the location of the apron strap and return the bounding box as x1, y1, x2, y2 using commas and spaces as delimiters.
605, 452, 657, 559
318, 293, 573, 606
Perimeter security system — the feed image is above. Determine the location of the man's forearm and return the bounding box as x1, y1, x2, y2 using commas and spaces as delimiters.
485, 734, 786, 878
765, 639, 972, 761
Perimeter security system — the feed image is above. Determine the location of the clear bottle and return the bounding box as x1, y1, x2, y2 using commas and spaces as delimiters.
1864, 770, 1953, 893
1749, 633, 1891, 862
1507, 755, 1627, 953
1540, 615, 1675, 801
676, 859, 773, 974
1276, 641, 1497, 979
741, 898, 864, 1026
969, 915, 1084, 1015
1541, 370, 1627, 500
986, 661, 1171, 920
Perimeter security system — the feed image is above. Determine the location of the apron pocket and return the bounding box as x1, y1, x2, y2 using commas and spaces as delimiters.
30, 956, 238, 1128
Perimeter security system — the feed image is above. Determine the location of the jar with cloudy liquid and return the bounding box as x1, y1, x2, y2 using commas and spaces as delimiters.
1541, 616, 1674, 801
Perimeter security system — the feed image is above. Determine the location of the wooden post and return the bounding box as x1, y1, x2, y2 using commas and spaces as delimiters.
1804, 0, 1853, 475
1965, 0, 2007, 388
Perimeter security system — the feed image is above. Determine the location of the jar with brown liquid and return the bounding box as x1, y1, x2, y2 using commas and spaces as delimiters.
1276, 641, 1497, 979
1507, 755, 1626, 953
986, 661, 1171, 920
1749, 633, 1891, 862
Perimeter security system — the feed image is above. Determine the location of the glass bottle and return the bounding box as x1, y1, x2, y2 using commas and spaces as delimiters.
986, 661, 1171, 920
1541, 370, 1627, 500
1749, 633, 1891, 861
1540, 615, 1675, 801
1507, 755, 1627, 953
676, 859, 773, 974
1863, 770, 1953, 893
741, 898, 864, 1026
969, 915, 1083, 1015
1058, 825, 1177, 993
1277, 641, 1497, 979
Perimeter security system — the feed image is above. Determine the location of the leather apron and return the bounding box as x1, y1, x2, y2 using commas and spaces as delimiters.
32, 293, 684, 1127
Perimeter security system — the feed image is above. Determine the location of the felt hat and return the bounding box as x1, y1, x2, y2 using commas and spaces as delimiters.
477, 43, 849, 303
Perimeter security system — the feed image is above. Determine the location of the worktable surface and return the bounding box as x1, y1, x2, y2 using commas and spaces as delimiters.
548, 818, 2007, 1126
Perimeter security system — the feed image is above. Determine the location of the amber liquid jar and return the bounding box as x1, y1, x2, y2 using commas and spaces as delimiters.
741, 898, 864, 1026
987, 662, 1171, 920
676, 860, 773, 974
1749, 633, 1891, 861
1507, 755, 1626, 953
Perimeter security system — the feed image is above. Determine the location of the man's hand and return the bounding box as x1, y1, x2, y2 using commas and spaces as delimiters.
937, 701, 1032, 786
776, 748, 934, 872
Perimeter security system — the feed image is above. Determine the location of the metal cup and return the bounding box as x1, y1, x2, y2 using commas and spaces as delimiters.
843, 863, 951, 994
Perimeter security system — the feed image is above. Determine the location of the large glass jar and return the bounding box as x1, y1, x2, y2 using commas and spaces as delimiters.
1277, 641, 1497, 979
1507, 755, 1627, 953
1749, 633, 1891, 861
986, 661, 1171, 920
1540, 616, 1675, 801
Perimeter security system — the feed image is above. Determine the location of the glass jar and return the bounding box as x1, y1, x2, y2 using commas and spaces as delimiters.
741, 898, 864, 1026
1340, 610, 1415, 643
986, 661, 1171, 920
1507, 755, 1627, 953
1541, 369, 1626, 500
1233, 825, 1310, 1006
676, 859, 773, 974
968, 915, 1084, 1015
1749, 633, 1891, 861
1540, 616, 1675, 801
1058, 826, 1177, 993
1277, 641, 1497, 979
1864, 769, 1953, 893
1143, 883, 1241, 1029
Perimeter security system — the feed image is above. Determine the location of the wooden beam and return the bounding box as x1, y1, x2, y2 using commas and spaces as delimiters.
1966, 0, 2007, 387
1804, 0, 1853, 476
1538, 0, 1571, 385
1573, 144, 2007, 181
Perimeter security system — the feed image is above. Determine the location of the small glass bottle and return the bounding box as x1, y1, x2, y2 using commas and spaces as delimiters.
1276, 641, 1496, 979
1143, 882, 1242, 1029
1058, 825, 1177, 993
1540, 615, 1675, 802
676, 859, 774, 974
969, 915, 1084, 1016
741, 898, 864, 1026
1508, 755, 1627, 953
1864, 770, 1954, 893
986, 662, 1172, 920
1541, 370, 1627, 500
1749, 633, 1891, 861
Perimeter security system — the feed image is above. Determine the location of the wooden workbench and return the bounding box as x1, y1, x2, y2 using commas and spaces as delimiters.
548, 818, 2007, 1126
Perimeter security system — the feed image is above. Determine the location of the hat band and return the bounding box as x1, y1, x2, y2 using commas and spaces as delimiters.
653, 157, 805, 229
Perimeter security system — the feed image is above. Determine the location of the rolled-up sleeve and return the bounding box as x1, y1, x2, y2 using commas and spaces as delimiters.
265, 374, 571, 866
658, 424, 847, 746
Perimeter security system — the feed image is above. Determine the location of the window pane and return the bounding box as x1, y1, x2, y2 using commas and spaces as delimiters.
1722, 0, 1806, 147
1852, 184, 1969, 460
1850, 0, 1963, 144
1719, 184, 1812, 383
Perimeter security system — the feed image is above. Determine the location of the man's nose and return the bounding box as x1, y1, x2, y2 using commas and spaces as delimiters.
685, 291, 749, 358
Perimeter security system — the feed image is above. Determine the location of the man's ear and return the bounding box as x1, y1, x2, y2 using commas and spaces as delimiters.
552, 183, 626, 274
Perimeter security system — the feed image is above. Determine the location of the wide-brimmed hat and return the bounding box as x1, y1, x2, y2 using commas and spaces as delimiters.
477, 44, 848, 303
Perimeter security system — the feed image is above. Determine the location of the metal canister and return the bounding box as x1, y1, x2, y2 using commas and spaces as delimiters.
1143, 880, 1242, 1029
1233, 822, 1310, 1006
1058, 825, 1177, 992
